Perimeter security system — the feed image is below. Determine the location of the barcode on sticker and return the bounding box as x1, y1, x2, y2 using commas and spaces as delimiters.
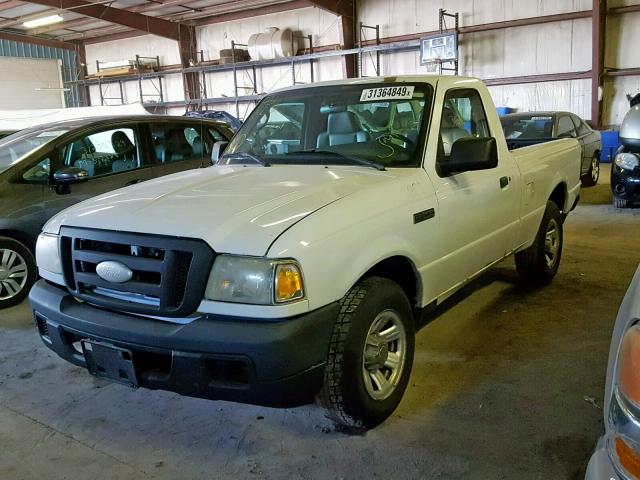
360, 86, 415, 101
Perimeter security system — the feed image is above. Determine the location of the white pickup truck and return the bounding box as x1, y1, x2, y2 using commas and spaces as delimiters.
30, 76, 581, 430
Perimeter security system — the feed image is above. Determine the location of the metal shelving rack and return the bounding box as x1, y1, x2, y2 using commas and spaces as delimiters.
438, 9, 460, 75
64, 28, 428, 114
94, 55, 164, 105
358, 23, 381, 77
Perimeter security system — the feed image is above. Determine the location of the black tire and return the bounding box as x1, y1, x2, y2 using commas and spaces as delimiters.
614, 196, 631, 208
319, 277, 415, 431
0, 237, 36, 309
581, 155, 600, 187
515, 201, 563, 286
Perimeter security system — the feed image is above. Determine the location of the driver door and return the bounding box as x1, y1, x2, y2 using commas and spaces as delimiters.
425, 88, 520, 294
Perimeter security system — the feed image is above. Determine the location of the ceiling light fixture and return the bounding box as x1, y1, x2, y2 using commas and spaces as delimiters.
23, 14, 64, 29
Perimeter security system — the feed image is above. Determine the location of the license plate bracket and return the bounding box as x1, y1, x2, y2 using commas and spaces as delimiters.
81, 340, 139, 387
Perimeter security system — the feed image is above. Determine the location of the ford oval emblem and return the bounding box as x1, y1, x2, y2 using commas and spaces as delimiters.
96, 261, 133, 284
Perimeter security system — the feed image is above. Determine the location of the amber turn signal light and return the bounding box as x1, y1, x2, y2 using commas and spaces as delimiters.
275, 263, 304, 303
619, 327, 640, 406
615, 436, 640, 479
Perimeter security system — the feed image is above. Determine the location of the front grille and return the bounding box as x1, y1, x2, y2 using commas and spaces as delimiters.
60, 227, 215, 317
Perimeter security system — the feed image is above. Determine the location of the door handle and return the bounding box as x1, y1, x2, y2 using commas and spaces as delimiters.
499, 176, 510, 189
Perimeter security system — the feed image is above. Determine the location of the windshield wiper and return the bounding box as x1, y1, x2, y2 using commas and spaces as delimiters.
220, 151, 271, 167
285, 149, 386, 171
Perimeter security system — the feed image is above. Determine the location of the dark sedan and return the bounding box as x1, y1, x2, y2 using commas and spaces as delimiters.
501, 111, 601, 186
0, 115, 233, 308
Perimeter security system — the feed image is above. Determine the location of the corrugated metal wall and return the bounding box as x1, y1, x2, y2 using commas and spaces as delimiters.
0, 38, 81, 107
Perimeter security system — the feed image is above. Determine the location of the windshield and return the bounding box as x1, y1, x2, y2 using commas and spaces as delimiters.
0, 126, 71, 174
223, 83, 433, 168
501, 115, 554, 140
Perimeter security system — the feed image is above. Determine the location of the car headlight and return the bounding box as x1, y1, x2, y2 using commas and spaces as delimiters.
204, 255, 304, 305
35, 233, 62, 275
611, 326, 640, 478
615, 153, 640, 171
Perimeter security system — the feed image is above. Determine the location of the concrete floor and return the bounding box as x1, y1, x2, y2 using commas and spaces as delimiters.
1, 164, 639, 480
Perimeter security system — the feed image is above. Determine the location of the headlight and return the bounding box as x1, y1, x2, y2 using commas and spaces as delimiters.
204, 255, 304, 305
612, 326, 640, 478
618, 326, 640, 405
615, 153, 640, 171
35, 233, 62, 275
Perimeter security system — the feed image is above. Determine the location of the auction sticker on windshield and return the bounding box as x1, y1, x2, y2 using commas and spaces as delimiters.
360, 86, 415, 101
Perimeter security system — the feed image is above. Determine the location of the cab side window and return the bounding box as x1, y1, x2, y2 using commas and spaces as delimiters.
22, 157, 51, 182
573, 115, 591, 137
556, 116, 577, 138
61, 127, 140, 178
151, 123, 209, 163
438, 89, 491, 161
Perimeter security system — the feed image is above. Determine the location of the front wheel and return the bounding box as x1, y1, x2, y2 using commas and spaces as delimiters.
515, 201, 563, 286
581, 155, 600, 187
319, 277, 415, 431
0, 237, 36, 309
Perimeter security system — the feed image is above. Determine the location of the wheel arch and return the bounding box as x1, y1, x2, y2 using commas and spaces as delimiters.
549, 182, 568, 214
0, 229, 35, 252
356, 255, 422, 310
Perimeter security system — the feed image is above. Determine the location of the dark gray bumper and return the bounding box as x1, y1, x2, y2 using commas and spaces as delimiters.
29, 280, 339, 407
585, 438, 624, 480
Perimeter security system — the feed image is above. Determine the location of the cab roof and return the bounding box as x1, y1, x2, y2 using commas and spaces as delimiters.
270, 75, 483, 95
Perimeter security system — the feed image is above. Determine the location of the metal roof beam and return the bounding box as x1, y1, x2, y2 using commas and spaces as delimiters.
307, 0, 352, 17
29, 0, 197, 35
24, 0, 189, 40
0, 28, 76, 49
0, 0, 23, 12
64, 0, 315, 40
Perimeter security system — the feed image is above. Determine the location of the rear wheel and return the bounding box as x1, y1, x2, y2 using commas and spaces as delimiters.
614, 197, 631, 208
319, 277, 414, 431
515, 201, 563, 286
0, 237, 36, 309
581, 155, 600, 187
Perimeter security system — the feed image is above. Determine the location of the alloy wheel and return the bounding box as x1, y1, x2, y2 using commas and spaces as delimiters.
544, 219, 560, 269
0, 248, 28, 301
362, 309, 407, 401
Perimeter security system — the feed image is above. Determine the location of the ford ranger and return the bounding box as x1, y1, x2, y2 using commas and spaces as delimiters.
29, 76, 581, 430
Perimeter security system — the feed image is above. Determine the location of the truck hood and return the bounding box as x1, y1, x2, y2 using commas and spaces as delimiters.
45, 165, 394, 256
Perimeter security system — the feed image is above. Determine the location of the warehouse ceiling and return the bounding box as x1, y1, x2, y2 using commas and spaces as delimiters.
0, 0, 350, 44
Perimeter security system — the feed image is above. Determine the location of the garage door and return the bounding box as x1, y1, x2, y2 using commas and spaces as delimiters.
0, 57, 65, 109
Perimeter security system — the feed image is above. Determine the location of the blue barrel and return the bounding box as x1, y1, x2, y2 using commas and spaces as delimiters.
600, 130, 620, 163
496, 107, 514, 116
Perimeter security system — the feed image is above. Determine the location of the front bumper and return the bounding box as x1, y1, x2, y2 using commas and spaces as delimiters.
29, 280, 339, 407
585, 438, 624, 480
611, 164, 640, 203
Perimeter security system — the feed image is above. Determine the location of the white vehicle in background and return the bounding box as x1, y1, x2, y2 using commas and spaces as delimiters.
30, 76, 581, 430
0, 104, 150, 139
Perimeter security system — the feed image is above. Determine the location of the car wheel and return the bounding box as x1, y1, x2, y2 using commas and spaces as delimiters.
0, 237, 36, 309
319, 277, 415, 431
515, 201, 563, 286
614, 197, 631, 208
582, 155, 600, 187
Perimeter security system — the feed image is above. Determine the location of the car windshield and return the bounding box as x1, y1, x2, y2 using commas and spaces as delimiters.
501, 115, 554, 140
0, 126, 71, 174
223, 83, 433, 168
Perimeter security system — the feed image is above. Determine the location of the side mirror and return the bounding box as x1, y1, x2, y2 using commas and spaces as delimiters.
439, 137, 498, 176
211, 141, 229, 164
53, 167, 90, 185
